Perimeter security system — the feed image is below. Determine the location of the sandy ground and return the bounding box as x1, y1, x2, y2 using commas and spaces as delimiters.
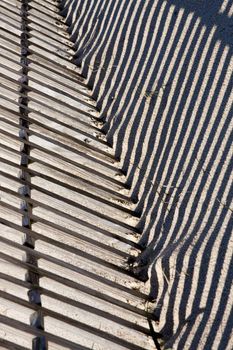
61, 0, 233, 349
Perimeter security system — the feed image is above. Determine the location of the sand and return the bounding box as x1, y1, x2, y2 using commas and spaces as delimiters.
60, 0, 233, 349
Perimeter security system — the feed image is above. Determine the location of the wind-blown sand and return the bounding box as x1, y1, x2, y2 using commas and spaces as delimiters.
60, 0, 233, 349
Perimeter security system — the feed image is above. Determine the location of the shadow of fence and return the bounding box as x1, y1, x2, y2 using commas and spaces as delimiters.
60, 0, 233, 348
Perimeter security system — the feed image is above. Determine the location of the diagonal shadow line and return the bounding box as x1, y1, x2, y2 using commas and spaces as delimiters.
91, 0, 149, 111
134, 29, 232, 236
176, 219, 233, 350
81, 0, 131, 89
98, 0, 164, 127
150, 133, 232, 342
119, 8, 200, 190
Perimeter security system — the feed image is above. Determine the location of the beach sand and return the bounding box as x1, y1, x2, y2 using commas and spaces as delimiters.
60, 1, 233, 348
